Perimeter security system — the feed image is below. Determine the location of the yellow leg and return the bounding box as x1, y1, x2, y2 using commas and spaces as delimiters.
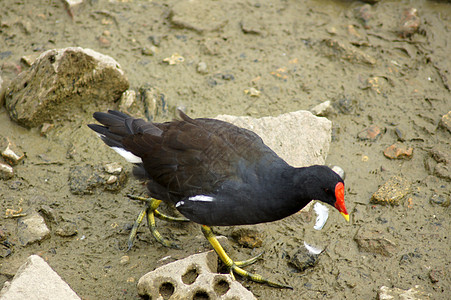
126, 195, 189, 250
201, 225, 292, 289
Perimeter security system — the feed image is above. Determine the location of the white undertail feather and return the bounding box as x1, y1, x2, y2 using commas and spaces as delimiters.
313, 202, 329, 230
111, 147, 143, 163
188, 195, 215, 202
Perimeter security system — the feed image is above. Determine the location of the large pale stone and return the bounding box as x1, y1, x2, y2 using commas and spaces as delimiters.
0, 255, 81, 300
5, 47, 129, 128
137, 251, 256, 300
216, 110, 332, 167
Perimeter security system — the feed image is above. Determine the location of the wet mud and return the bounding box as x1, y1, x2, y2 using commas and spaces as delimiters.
1, 0, 450, 299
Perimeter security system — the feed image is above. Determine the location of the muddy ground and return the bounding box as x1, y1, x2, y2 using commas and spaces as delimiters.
0, 0, 450, 299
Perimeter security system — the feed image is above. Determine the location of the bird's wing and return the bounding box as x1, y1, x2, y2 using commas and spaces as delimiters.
121, 110, 275, 197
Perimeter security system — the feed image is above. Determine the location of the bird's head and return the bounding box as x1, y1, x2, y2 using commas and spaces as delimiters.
301, 165, 349, 222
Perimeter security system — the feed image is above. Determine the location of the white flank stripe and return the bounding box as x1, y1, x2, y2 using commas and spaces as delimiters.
188, 195, 215, 202
111, 147, 143, 163
303, 241, 323, 255
313, 202, 329, 230
175, 201, 184, 208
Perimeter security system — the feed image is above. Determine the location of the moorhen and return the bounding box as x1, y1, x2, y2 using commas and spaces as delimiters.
88, 110, 349, 288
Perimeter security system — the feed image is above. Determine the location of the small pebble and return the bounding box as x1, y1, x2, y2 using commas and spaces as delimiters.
335, 97, 355, 114
163, 53, 184, 65
440, 111, 451, 133
384, 143, 413, 159
98, 36, 111, 48
119, 90, 137, 111
0, 162, 14, 180
106, 175, 117, 184
142, 46, 157, 56
429, 268, 444, 283
310, 100, 331, 116
231, 227, 263, 248
104, 162, 123, 175
0, 138, 25, 165
429, 194, 450, 207
355, 4, 373, 29
357, 125, 383, 141
120, 255, 130, 265
244, 87, 261, 97
56, 222, 78, 237
399, 8, 420, 38
196, 61, 208, 74
40, 123, 54, 136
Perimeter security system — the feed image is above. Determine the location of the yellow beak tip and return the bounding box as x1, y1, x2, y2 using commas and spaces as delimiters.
340, 212, 350, 222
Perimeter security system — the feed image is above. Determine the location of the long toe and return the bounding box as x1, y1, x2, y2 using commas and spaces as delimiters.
154, 209, 190, 222
233, 252, 264, 268
146, 207, 180, 249
230, 264, 293, 289
126, 204, 149, 251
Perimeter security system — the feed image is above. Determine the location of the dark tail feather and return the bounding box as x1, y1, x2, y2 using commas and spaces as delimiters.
88, 110, 164, 152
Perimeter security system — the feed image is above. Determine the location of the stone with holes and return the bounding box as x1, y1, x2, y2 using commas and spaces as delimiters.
137, 251, 257, 299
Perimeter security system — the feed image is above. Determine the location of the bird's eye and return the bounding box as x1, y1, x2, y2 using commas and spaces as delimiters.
324, 188, 330, 193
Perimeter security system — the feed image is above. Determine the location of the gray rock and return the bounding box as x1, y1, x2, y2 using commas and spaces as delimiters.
378, 285, 430, 300
17, 211, 50, 246
5, 47, 129, 128
55, 221, 78, 237
354, 227, 397, 257
310, 100, 332, 116
137, 251, 256, 300
288, 242, 321, 272
216, 110, 332, 167
0, 255, 81, 300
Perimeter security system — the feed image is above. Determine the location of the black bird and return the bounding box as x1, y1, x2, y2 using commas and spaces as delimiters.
88, 110, 349, 288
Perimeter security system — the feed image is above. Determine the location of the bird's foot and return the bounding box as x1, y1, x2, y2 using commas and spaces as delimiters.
126, 195, 187, 250
127, 194, 190, 222
201, 225, 292, 289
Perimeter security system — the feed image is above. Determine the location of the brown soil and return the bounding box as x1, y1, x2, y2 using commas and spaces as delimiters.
1, 0, 450, 299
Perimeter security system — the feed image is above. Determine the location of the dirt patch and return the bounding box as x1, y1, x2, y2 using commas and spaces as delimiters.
1, 0, 450, 299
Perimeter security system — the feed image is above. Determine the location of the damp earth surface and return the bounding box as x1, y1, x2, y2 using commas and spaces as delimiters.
0, 0, 450, 299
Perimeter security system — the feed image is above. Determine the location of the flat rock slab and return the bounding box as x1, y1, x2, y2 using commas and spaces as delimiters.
216, 110, 332, 167
138, 251, 256, 300
5, 47, 129, 128
354, 227, 397, 257
0, 255, 81, 300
